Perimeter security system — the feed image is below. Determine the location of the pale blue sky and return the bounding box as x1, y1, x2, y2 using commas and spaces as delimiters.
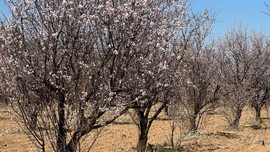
189, 0, 270, 38
1, 0, 270, 38
0, 0, 8, 16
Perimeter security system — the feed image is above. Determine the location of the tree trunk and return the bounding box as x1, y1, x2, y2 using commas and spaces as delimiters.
254, 105, 262, 123
137, 118, 148, 152
56, 97, 67, 152
189, 115, 197, 133
137, 129, 148, 152
231, 107, 242, 127
164, 105, 169, 115
30, 111, 38, 129
66, 132, 80, 152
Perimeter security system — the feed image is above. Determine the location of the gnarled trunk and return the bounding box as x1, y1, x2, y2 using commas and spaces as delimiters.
190, 105, 200, 132
56, 97, 67, 152
66, 132, 80, 152
231, 107, 243, 127
137, 126, 148, 152
137, 116, 149, 152
30, 111, 38, 129
189, 115, 197, 133
254, 105, 262, 123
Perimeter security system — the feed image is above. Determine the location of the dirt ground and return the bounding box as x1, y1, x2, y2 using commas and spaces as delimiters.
1, 106, 270, 152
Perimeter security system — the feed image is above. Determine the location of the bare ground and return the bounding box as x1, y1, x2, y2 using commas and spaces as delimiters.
1, 106, 270, 152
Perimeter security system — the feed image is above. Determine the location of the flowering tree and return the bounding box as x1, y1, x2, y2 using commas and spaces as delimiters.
127, 46, 183, 151
218, 26, 253, 127
171, 10, 219, 132
0, 0, 186, 151
0, 51, 10, 104
115, 1, 187, 151
249, 32, 270, 123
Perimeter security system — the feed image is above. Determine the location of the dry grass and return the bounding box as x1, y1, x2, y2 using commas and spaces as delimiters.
1, 106, 270, 151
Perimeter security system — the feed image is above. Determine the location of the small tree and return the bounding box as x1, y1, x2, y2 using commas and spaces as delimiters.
218, 25, 253, 127
127, 50, 181, 152
121, 2, 187, 151
173, 10, 219, 132
249, 32, 270, 123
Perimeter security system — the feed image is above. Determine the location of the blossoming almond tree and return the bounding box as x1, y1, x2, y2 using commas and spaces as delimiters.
218, 25, 253, 127
127, 46, 183, 152
0, 0, 187, 151
112, 1, 187, 151
249, 32, 270, 123
0, 50, 11, 104
172, 10, 219, 132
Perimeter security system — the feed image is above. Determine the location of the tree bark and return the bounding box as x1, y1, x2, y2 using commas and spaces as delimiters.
254, 105, 262, 123
164, 105, 169, 115
30, 111, 38, 129
66, 132, 80, 152
189, 115, 197, 133
56, 96, 67, 152
137, 127, 148, 152
231, 107, 243, 127
65, 103, 87, 152
137, 116, 149, 152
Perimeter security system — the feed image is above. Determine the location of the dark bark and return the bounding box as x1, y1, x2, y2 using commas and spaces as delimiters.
66, 122, 93, 152
30, 111, 38, 129
66, 107, 129, 152
190, 103, 200, 132
164, 105, 169, 115
135, 108, 149, 152
189, 114, 197, 132
65, 102, 87, 152
231, 106, 243, 127
169, 121, 176, 148
254, 105, 262, 123
137, 118, 148, 152
66, 132, 80, 152
251, 89, 269, 123
56, 95, 67, 152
